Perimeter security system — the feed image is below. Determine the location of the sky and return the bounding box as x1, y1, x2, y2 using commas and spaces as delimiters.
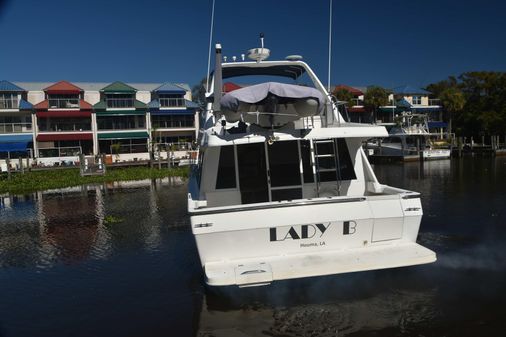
0, 0, 505, 89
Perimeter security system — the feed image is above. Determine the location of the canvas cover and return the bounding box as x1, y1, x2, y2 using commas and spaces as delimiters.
220, 82, 325, 114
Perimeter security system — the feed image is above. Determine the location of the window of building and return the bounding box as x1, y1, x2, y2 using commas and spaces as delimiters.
48, 94, 80, 109
412, 95, 422, 105
0, 93, 18, 109
159, 94, 185, 108
105, 94, 135, 108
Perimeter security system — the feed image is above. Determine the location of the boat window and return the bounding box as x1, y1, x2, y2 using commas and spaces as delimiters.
336, 139, 356, 180
300, 140, 314, 183
215, 146, 236, 189
267, 141, 300, 187
237, 143, 269, 204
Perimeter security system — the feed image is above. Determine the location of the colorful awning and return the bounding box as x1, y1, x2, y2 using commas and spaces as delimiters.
36, 133, 93, 141
36, 111, 92, 118
0, 134, 33, 143
0, 142, 29, 152
151, 109, 195, 115
97, 131, 149, 140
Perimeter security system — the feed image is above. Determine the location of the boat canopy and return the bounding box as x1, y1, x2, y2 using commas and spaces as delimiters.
220, 82, 325, 114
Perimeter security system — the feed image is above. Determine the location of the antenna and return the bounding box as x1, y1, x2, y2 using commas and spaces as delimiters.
327, 0, 333, 93
206, 0, 216, 93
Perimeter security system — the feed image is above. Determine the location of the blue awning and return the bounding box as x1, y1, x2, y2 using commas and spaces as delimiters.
0, 142, 29, 152
151, 109, 195, 115
0, 134, 33, 142
428, 121, 448, 128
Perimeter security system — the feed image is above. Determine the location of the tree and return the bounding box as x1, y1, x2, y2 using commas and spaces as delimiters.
191, 77, 207, 108
439, 87, 465, 135
332, 88, 355, 108
364, 86, 389, 123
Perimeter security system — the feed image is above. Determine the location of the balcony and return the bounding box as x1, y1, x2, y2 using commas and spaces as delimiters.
38, 123, 91, 132
152, 117, 194, 129
0, 98, 19, 109
106, 98, 135, 109
429, 99, 441, 106
48, 98, 80, 109
0, 123, 32, 133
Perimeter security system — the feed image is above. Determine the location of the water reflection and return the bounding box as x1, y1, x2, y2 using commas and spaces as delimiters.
0, 177, 186, 269
1, 158, 506, 337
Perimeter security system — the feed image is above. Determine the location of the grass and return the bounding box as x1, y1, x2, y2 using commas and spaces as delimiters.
0, 166, 189, 195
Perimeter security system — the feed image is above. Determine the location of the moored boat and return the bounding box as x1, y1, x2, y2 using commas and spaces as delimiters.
188, 41, 436, 287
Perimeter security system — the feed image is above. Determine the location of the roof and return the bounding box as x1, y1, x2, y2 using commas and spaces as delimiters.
392, 85, 430, 95
19, 99, 33, 109
44, 81, 82, 93
333, 84, 363, 96
101, 81, 137, 93
154, 83, 187, 93
12, 82, 191, 92
0, 80, 25, 92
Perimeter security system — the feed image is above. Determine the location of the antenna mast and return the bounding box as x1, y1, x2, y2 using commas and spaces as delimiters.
206, 0, 216, 92
327, 0, 333, 93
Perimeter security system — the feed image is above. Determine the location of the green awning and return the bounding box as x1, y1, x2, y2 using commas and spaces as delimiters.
98, 132, 149, 140
96, 110, 146, 116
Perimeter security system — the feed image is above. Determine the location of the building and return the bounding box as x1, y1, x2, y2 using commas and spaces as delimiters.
378, 85, 442, 124
148, 83, 199, 157
93, 82, 150, 161
0, 81, 199, 167
0, 81, 34, 161
32, 81, 94, 163
332, 84, 369, 123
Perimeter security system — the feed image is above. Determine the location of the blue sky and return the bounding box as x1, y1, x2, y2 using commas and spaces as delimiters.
0, 0, 505, 89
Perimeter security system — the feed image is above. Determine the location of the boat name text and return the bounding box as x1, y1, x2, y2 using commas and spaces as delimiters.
269, 223, 330, 242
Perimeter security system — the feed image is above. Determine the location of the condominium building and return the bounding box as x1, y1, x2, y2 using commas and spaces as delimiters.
0, 80, 199, 166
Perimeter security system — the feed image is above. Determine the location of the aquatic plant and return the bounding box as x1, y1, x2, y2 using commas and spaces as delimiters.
0, 166, 189, 195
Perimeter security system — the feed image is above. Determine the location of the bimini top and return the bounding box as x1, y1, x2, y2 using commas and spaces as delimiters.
221, 62, 307, 80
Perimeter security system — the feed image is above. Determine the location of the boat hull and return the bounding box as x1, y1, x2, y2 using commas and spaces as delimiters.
190, 193, 435, 287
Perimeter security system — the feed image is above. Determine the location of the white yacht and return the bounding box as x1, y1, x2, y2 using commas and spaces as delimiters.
369, 112, 451, 160
188, 42, 436, 287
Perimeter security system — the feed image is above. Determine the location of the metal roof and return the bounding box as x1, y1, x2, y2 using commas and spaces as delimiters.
101, 81, 137, 93
154, 83, 187, 93
18, 99, 33, 109
44, 81, 82, 93
0, 80, 25, 92
12, 81, 190, 92
392, 85, 430, 95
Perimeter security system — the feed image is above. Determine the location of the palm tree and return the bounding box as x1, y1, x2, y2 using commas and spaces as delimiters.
439, 87, 466, 135
364, 86, 389, 123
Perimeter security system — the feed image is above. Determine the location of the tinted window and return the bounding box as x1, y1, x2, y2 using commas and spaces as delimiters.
237, 143, 269, 204
216, 146, 236, 189
267, 141, 301, 187
336, 139, 356, 180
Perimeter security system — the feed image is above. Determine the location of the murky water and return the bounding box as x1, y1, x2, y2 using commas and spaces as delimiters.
1, 157, 506, 337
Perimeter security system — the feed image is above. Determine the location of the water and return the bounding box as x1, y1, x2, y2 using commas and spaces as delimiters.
1, 158, 505, 337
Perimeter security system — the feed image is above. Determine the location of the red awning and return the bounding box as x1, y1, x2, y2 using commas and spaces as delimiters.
349, 107, 367, 113
36, 133, 93, 141
36, 111, 92, 118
